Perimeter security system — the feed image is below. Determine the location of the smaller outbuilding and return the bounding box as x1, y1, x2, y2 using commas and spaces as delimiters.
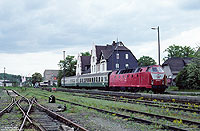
0, 80, 14, 87
43, 70, 60, 86
162, 57, 193, 85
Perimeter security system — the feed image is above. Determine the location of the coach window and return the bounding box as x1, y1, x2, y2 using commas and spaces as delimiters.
104, 77, 107, 82
132, 75, 133, 77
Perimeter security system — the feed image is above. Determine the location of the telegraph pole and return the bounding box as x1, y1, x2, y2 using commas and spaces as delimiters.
63, 51, 65, 87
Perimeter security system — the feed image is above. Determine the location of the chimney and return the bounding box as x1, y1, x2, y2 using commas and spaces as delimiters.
112, 41, 116, 46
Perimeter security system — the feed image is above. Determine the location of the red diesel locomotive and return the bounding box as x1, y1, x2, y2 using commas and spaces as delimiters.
109, 65, 168, 93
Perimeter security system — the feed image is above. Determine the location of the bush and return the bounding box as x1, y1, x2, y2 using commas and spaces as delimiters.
176, 58, 200, 90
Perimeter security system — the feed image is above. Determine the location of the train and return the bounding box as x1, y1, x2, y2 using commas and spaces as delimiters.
61, 65, 168, 93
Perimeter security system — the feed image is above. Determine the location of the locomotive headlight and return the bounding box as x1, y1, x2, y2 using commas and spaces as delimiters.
151, 80, 154, 85
162, 80, 164, 85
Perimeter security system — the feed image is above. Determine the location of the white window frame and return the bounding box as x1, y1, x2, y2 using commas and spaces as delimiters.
116, 63, 119, 69
125, 64, 129, 68
125, 54, 128, 59
116, 53, 119, 59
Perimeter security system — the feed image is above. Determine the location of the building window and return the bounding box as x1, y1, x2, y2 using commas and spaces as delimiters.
116, 63, 119, 69
125, 64, 129, 69
125, 54, 128, 59
102, 63, 105, 71
93, 56, 95, 62
116, 53, 119, 59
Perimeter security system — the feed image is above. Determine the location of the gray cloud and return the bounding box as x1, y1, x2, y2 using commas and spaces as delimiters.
0, 0, 200, 54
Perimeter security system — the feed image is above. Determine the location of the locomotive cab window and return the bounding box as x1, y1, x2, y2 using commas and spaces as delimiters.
151, 67, 164, 72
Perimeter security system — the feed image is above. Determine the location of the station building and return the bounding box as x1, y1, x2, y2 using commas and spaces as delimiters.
76, 41, 138, 75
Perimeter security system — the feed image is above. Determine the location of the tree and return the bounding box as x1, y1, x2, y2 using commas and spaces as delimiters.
164, 44, 196, 60
81, 51, 91, 56
57, 55, 77, 86
138, 56, 156, 66
176, 58, 200, 90
32, 72, 42, 86
57, 70, 63, 87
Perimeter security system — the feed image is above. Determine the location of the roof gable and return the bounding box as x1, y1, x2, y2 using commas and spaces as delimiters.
162, 57, 193, 72
96, 41, 131, 62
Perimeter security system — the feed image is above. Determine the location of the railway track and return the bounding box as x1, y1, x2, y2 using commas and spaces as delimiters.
70, 93, 200, 114
36, 92, 200, 131
44, 87, 200, 104
0, 89, 88, 131
43, 87, 200, 114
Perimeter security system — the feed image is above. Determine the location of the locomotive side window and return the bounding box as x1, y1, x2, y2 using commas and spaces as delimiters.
135, 68, 141, 72
152, 67, 158, 72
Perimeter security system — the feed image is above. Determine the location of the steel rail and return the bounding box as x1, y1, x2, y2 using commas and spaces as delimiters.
110, 106, 200, 127
0, 98, 15, 117
33, 99, 89, 131
11, 90, 44, 131
35, 92, 187, 131
52, 88, 200, 104
55, 97, 188, 131
67, 93, 200, 114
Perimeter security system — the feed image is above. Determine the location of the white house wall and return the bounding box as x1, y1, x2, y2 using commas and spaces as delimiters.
76, 53, 82, 76
100, 59, 107, 72
91, 45, 97, 74
163, 65, 173, 79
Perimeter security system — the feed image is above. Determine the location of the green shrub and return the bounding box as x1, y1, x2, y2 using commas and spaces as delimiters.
176, 58, 200, 90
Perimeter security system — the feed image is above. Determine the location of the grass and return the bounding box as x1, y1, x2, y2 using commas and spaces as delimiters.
2, 86, 200, 130
166, 86, 200, 92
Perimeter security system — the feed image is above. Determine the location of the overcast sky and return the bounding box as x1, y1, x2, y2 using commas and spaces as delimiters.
0, 0, 200, 76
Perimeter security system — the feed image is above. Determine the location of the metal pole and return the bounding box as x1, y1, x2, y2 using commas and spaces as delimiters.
63, 51, 65, 87
157, 26, 161, 65
151, 26, 161, 65
3, 67, 5, 87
